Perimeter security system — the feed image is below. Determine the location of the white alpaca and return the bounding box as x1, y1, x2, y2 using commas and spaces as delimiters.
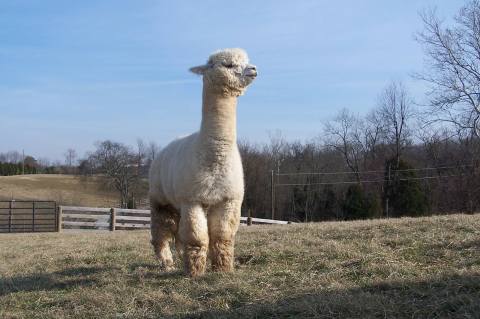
149, 48, 257, 277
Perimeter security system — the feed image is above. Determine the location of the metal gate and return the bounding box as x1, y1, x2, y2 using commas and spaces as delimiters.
0, 201, 57, 233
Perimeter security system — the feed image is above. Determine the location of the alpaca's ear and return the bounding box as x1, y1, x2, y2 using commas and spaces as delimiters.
189, 65, 208, 75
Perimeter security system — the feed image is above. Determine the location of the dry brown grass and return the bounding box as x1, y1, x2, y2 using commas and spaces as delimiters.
0, 174, 118, 207
1, 214, 479, 318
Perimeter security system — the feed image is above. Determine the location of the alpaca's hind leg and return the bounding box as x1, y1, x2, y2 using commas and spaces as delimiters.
178, 204, 208, 277
150, 201, 179, 271
208, 200, 241, 272
174, 236, 183, 257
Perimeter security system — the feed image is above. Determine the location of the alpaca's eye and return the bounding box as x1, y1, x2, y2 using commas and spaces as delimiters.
223, 63, 234, 68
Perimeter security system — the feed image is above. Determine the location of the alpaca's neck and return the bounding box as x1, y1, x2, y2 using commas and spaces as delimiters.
199, 85, 238, 152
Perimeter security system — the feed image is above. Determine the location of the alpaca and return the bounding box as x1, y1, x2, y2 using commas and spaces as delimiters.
148, 48, 257, 277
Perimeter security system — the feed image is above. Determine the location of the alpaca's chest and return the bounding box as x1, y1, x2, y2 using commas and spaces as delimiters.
149, 133, 244, 207
192, 153, 244, 203
205, 161, 243, 188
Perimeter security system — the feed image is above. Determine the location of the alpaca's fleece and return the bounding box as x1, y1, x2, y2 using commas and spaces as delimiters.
149, 48, 257, 277
149, 131, 244, 206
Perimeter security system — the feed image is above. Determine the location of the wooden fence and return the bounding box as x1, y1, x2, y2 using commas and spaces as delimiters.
58, 206, 289, 232
59, 206, 150, 231
0, 201, 57, 233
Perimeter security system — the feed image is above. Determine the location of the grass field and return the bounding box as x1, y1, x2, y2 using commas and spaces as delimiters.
0, 174, 118, 207
1, 214, 479, 318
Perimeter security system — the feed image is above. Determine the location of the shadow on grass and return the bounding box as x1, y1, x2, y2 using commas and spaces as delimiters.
146, 270, 185, 279
129, 262, 185, 281
180, 273, 480, 319
0, 266, 107, 296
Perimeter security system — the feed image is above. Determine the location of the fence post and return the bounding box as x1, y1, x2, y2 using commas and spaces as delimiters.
57, 206, 63, 232
32, 201, 36, 232
8, 200, 13, 233
247, 209, 252, 226
271, 170, 275, 220
110, 208, 116, 231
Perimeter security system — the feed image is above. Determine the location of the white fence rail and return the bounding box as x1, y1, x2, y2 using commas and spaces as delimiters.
58, 206, 290, 231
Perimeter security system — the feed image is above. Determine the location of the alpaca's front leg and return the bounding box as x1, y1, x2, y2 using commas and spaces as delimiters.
150, 202, 178, 272
208, 200, 241, 272
179, 204, 209, 277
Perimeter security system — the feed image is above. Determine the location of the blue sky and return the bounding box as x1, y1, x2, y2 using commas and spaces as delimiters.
0, 0, 465, 161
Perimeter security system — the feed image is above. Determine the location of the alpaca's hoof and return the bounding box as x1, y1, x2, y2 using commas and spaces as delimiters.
158, 260, 175, 272
185, 259, 207, 277
186, 269, 205, 278
211, 255, 235, 272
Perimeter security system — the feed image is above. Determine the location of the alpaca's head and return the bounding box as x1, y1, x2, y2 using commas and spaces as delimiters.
190, 48, 257, 96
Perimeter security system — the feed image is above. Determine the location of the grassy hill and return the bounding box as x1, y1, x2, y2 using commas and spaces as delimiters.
0, 174, 119, 207
1, 214, 479, 318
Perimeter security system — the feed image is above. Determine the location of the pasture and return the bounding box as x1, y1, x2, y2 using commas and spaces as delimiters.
0, 174, 118, 207
1, 214, 479, 318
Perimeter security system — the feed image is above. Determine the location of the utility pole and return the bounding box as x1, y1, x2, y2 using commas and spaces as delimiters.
22, 149, 25, 175
271, 170, 275, 220
385, 163, 391, 218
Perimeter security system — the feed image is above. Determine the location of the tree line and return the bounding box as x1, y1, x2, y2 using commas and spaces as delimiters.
0, 162, 37, 176
240, 131, 479, 222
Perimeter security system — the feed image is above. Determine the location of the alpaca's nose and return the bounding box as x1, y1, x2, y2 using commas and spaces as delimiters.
245, 65, 257, 77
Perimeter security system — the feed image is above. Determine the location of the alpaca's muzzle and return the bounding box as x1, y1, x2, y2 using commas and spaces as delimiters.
245, 65, 257, 78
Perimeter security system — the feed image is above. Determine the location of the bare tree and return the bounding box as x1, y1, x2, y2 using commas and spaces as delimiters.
0, 151, 22, 163
416, 2, 480, 136
265, 130, 287, 172
135, 140, 162, 176
364, 109, 386, 162
376, 81, 414, 166
135, 138, 148, 177
323, 108, 366, 182
37, 157, 51, 169
147, 141, 161, 163
64, 149, 77, 168
89, 140, 138, 208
